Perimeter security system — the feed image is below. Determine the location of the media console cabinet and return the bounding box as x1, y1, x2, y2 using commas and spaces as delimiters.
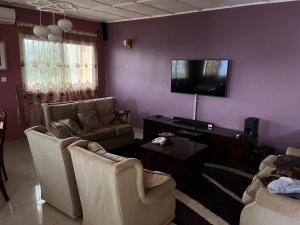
143, 115, 258, 171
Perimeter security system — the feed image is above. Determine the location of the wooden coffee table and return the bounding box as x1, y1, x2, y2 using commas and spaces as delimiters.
141, 137, 208, 187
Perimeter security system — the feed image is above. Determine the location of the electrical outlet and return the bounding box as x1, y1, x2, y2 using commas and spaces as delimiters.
1, 77, 7, 82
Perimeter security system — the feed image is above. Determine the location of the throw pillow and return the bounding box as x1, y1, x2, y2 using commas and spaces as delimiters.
58, 119, 82, 134
86, 142, 125, 162
272, 166, 300, 180
110, 110, 130, 125
273, 155, 300, 179
275, 155, 300, 169
49, 121, 71, 139
77, 110, 103, 131
87, 142, 106, 154
143, 169, 170, 189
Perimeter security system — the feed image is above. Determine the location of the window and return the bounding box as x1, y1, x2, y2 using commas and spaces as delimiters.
21, 37, 97, 93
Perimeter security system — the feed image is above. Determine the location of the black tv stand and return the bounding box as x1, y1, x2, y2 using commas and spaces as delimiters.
143, 115, 258, 171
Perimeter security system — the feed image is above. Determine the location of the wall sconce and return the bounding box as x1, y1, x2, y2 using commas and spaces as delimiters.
123, 39, 133, 49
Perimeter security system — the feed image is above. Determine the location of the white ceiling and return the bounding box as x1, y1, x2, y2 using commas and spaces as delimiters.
0, 0, 298, 23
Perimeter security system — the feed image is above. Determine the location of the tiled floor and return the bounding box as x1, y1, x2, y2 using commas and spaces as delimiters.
0, 129, 144, 225
0, 139, 82, 225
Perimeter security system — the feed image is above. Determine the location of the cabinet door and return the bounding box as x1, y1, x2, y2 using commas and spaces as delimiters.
225, 139, 250, 169
207, 135, 227, 163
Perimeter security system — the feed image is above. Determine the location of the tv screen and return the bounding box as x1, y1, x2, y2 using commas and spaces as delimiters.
171, 59, 230, 97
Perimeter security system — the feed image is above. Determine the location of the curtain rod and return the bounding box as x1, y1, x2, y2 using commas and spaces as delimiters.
17, 22, 98, 37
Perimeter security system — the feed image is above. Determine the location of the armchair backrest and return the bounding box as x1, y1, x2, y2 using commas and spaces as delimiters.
25, 126, 82, 218
68, 143, 145, 225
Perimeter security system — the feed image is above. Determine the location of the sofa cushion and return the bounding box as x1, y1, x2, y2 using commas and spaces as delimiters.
143, 169, 171, 189
98, 152, 126, 163
108, 124, 133, 136
50, 102, 77, 122
49, 121, 71, 139
77, 111, 103, 131
76, 100, 96, 113
58, 119, 82, 134
100, 114, 114, 126
78, 127, 115, 142
95, 97, 115, 125
87, 142, 106, 153
275, 155, 300, 169
86, 142, 126, 162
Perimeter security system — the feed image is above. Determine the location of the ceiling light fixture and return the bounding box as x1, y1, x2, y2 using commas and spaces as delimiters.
29, 0, 75, 42
33, 10, 48, 38
58, 14, 73, 31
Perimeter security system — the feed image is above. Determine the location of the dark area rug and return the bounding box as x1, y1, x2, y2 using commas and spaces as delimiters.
111, 140, 252, 225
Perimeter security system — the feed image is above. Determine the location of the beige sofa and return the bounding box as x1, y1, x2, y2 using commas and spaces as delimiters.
42, 97, 134, 150
68, 140, 176, 225
25, 126, 82, 219
240, 147, 300, 225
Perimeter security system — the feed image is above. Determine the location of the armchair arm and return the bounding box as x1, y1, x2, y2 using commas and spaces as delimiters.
286, 147, 300, 158
255, 188, 300, 217
115, 159, 176, 205
142, 177, 176, 205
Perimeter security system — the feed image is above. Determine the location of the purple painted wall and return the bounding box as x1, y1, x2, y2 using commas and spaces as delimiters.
106, 2, 300, 152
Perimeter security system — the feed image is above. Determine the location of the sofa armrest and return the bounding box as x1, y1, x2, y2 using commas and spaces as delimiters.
127, 113, 132, 125
142, 176, 176, 205
255, 188, 300, 217
286, 147, 300, 158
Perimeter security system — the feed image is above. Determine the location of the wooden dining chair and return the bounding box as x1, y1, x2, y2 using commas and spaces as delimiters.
0, 109, 9, 201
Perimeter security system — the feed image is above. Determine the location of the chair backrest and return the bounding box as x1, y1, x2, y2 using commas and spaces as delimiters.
25, 126, 82, 218
68, 144, 145, 225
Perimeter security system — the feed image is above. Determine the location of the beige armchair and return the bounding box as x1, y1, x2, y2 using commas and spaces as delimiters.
242, 147, 300, 204
240, 147, 300, 225
25, 126, 82, 219
240, 188, 300, 225
68, 141, 176, 225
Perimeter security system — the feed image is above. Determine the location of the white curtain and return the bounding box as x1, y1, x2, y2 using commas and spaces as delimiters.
20, 35, 97, 93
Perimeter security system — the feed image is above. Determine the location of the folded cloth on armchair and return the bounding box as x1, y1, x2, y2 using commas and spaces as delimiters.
268, 176, 300, 195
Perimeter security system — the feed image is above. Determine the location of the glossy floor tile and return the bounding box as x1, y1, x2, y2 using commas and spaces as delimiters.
0, 129, 143, 225
0, 139, 82, 225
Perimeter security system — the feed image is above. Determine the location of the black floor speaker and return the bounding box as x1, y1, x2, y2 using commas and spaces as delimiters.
244, 117, 259, 138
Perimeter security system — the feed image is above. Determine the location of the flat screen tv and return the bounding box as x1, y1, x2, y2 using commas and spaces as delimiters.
171, 59, 230, 97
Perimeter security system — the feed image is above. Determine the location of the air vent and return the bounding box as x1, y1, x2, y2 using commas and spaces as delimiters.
0, 7, 16, 25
